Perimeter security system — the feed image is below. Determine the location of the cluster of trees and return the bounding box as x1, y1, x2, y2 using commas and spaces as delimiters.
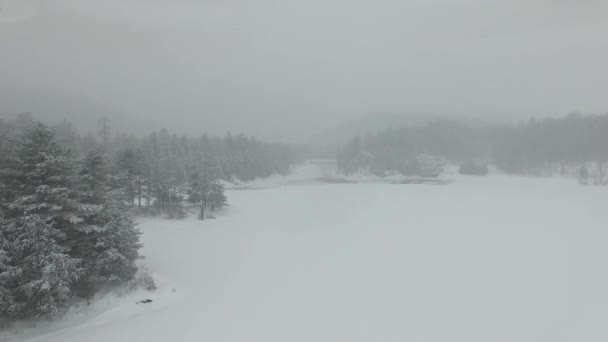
2, 113, 298, 218
492, 113, 608, 180
0, 123, 141, 321
337, 120, 487, 176
337, 113, 608, 182
0, 113, 299, 321
104, 127, 294, 218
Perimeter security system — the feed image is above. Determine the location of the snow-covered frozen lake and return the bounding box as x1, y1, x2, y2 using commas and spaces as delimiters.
8, 173, 608, 342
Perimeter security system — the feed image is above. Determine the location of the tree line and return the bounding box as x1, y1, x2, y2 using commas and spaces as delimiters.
337, 113, 608, 183
0, 123, 141, 321
0, 113, 299, 322
492, 113, 608, 181
2, 113, 299, 218
337, 120, 488, 176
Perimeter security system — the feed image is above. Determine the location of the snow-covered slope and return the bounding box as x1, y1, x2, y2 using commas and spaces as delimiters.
6, 172, 608, 342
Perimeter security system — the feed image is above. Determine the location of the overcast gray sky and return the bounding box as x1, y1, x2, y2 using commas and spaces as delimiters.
1, 0, 608, 141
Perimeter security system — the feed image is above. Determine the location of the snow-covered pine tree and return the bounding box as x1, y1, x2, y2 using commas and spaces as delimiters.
0, 215, 81, 320
0, 209, 12, 322
72, 150, 142, 301
97, 116, 111, 149
0, 124, 84, 319
187, 164, 213, 220
92, 192, 142, 285
149, 165, 171, 215
70, 149, 108, 301
134, 149, 148, 208
0, 124, 142, 318
166, 185, 186, 219
80, 149, 108, 203
209, 180, 227, 212
6, 123, 83, 229
0, 135, 16, 322
115, 149, 138, 205
0, 134, 15, 210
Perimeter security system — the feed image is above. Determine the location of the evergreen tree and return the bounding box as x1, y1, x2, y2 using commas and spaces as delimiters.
80, 150, 108, 204
0, 215, 81, 319
115, 149, 137, 205
96, 193, 142, 280
72, 151, 142, 302
70, 150, 109, 301
0, 210, 12, 322
0, 131, 17, 208
209, 180, 227, 212
150, 167, 171, 214
97, 116, 111, 148
134, 149, 147, 208
0, 124, 142, 319
5, 124, 83, 227
187, 166, 213, 220
0, 124, 84, 319
73, 191, 141, 300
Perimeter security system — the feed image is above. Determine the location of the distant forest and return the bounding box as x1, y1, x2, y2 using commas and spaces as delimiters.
337, 113, 608, 183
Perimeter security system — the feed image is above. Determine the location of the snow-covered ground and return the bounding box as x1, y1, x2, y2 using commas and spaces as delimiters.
6, 169, 608, 342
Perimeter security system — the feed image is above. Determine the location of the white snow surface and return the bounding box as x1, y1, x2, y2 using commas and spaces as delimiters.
6, 169, 608, 341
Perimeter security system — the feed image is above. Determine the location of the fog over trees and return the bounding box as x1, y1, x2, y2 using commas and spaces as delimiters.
337, 113, 608, 183
0, 113, 299, 321
2, 108, 608, 322
2, 1, 608, 340
0, 122, 140, 320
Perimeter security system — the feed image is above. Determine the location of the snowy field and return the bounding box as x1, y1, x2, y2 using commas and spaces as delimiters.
6, 168, 608, 342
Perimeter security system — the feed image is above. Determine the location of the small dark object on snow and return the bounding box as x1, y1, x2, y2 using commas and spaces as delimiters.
137, 299, 153, 304
207, 215, 216, 219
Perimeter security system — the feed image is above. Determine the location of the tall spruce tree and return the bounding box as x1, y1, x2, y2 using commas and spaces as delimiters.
0, 124, 84, 319
6, 123, 83, 227
134, 149, 147, 208
209, 180, 227, 212
70, 149, 109, 301
0, 209, 12, 322
0, 216, 81, 319
73, 150, 142, 302
115, 149, 137, 205
93, 192, 141, 284
187, 165, 213, 220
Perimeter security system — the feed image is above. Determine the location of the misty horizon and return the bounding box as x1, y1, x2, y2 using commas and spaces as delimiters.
3, 1, 608, 341
2, 0, 608, 142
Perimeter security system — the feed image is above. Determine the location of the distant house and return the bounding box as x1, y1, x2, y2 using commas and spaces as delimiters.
416, 153, 444, 178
